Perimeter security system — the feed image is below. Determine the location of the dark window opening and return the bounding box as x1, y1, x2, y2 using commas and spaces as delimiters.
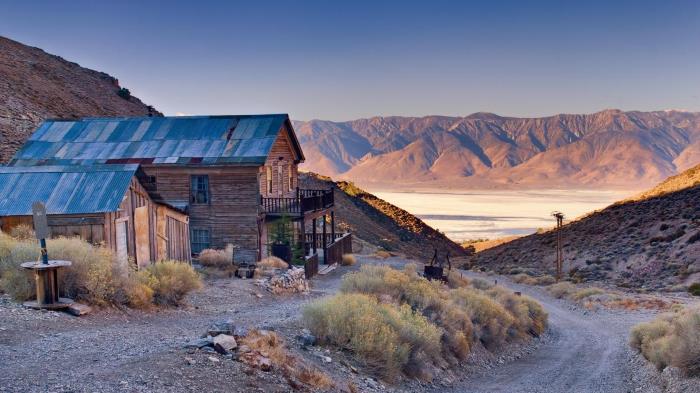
190, 175, 210, 204
191, 228, 210, 254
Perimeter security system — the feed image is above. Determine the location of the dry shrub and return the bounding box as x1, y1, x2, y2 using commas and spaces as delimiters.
198, 244, 233, 268
571, 287, 605, 301
469, 277, 494, 290
240, 329, 334, 390
341, 253, 356, 266
303, 292, 441, 380
534, 275, 556, 286
308, 265, 547, 379
9, 224, 35, 240
512, 273, 537, 285
547, 282, 576, 299
258, 256, 289, 269
374, 250, 391, 259
137, 261, 202, 306
630, 307, 700, 376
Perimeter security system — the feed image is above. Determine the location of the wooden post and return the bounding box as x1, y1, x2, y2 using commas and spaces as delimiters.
331, 211, 335, 241
312, 217, 317, 254
300, 217, 306, 257
322, 214, 327, 264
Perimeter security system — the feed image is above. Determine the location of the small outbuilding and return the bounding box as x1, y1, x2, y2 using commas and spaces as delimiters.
0, 164, 191, 268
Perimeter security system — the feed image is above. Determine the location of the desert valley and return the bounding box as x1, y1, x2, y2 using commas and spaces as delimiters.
1, 3, 700, 392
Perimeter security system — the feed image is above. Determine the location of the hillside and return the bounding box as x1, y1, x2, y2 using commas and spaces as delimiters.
294, 110, 700, 190
470, 163, 700, 290
299, 172, 468, 261
0, 36, 159, 163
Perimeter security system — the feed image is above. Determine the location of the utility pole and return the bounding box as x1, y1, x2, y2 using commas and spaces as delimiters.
552, 211, 565, 281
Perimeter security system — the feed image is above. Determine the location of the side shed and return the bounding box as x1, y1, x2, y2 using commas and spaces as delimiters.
0, 164, 191, 267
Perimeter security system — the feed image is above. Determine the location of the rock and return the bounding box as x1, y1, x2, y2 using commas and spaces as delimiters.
184, 357, 196, 366
212, 334, 237, 354
297, 330, 316, 347
184, 337, 213, 349
208, 356, 220, 363
259, 357, 272, 372
207, 322, 232, 337
66, 303, 91, 317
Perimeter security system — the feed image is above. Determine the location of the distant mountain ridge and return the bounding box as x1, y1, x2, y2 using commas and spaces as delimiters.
294, 109, 700, 190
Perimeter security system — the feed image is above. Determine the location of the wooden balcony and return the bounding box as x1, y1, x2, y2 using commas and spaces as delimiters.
260, 188, 334, 218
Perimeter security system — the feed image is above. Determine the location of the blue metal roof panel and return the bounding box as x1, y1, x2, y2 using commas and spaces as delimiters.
0, 165, 138, 216
12, 114, 290, 165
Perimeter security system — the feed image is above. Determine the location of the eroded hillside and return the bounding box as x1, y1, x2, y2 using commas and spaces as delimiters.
0, 36, 159, 163
470, 164, 700, 290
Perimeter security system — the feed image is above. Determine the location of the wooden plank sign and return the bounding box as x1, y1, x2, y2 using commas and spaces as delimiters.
32, 202, 50, 240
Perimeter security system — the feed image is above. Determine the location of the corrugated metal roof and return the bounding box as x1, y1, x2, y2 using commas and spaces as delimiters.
9, 114, 301, 166
0, 165, 138, 216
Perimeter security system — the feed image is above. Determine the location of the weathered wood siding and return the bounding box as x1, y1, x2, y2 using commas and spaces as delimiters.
0, 176, 191, 265
260, 125, 300, 198
142, 165, 260, 262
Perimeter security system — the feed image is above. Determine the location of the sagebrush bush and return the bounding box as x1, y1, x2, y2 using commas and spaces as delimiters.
688, 283, 700, 296
571, 287, 605, 301
630, 307, 700, 376
198, 244, 234, 268
547, 282, 576, 299
341, 253, 356, 266
138, 261, 202, 306
512, 273, 536, 285
303, 293, 441, 380
0, 232, 201, 308
258, 256, 289, 269
306, 265, 548, 379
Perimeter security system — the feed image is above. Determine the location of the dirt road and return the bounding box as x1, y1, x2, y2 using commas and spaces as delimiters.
443, 273, 663, 393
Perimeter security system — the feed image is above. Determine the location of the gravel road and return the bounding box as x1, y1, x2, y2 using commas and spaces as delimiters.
443, 273, 664, 393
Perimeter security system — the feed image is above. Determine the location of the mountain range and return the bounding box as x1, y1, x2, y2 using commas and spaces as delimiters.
294, 110, 700, 190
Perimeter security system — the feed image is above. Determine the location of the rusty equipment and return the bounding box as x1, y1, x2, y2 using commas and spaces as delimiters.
424, 249, 452, 282
21, 202, 73, 309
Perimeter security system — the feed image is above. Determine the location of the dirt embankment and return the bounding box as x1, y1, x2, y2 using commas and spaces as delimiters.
0, 35, 159, 163
300, 172, 469, 261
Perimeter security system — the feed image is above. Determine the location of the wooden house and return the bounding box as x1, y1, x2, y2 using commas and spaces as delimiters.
0, 164, 191, 267
8, 114, 350, 271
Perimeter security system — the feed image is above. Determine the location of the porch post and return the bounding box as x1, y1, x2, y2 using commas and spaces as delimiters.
312, 217, 317, 254
300, 217, 306, 257
322, 214, 327, 264
331, 210, 335, 241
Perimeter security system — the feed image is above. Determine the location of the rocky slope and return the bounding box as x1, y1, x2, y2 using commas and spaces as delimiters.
470, 164, 700, 290
0, 35, 159, 163
300, 173, 468, 261
295, 110, 700, 190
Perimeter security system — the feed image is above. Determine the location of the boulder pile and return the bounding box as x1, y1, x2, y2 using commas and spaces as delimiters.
255, 267, 309, 294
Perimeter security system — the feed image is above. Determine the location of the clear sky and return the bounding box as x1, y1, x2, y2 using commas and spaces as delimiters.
1, 0, 699, 121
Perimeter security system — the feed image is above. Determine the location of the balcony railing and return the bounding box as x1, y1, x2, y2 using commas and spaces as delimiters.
260, 188, 333, 216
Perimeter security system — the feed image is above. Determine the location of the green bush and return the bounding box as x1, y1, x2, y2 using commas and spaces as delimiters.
137, 260, 202, 306
546, 282, 576, 299
630, 307, 700, 376
117, 87, 131, 100
688, 283, 700, 296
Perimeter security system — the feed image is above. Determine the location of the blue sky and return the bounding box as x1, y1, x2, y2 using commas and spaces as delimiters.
1, 0, 699, 121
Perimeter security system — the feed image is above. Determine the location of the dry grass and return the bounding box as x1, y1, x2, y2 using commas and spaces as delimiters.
9, 224, 34, 240
239, 329, 334, 390
304, 265, 548, 379
512, 273, 556, 286
341, 253, 356, 266
630, 307, 700, 376
0, 232, 201, 308
257, 256, 289, 269
197, 244, 234, 268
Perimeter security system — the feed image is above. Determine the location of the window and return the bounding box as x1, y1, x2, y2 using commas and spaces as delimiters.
277, 165, 283, 195
288, 165, 294, 191
191, 228, 210, 254
266, 166, 273, 194
190, 175, 209, 204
